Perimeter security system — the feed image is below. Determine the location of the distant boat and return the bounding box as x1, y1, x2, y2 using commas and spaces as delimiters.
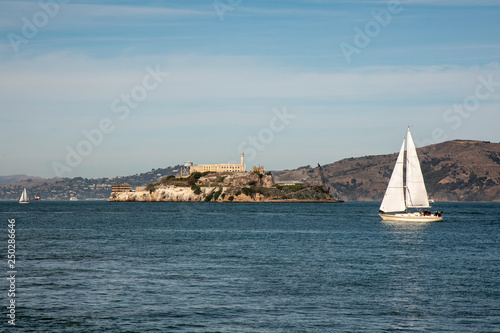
70, 197, 78, 201
379, 128, 443, 222
19, 188, 29, 204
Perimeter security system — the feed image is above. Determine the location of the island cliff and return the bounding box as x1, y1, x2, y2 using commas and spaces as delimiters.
108, 171, 343, 203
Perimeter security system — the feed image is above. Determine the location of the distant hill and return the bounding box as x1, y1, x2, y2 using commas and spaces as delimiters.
272, 140, 500, 202
0, 174, 43, 184
0, 166, 183, 201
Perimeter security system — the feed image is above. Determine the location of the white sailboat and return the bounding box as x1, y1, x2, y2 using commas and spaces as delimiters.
19, 188, 29, 204
379, 128, 443, 222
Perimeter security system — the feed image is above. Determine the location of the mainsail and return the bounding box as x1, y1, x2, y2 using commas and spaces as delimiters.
405, 128, 430, 208
379, 139, 406, 213
379, 128, 430, 213
19, 188, 29, 203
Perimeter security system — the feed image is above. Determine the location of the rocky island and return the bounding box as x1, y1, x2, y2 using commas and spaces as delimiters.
108, 170, 343, 203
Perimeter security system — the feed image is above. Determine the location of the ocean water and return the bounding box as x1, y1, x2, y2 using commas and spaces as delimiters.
1, 201, 499, 332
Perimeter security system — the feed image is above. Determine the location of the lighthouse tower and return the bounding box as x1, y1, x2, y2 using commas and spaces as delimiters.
240, 152, 244, 165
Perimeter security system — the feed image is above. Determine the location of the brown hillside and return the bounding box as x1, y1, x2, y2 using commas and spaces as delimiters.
273, 140, 500, 202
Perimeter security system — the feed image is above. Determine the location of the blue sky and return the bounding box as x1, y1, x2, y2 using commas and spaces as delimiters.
1, 0, 500, 178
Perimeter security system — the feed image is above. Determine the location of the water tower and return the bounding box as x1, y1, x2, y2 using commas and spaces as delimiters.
182, 161, 193, 176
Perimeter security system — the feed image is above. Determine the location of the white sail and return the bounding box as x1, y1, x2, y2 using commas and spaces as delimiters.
405, 128, 430, 208
19, 188, 29, 203
380, 139, 406, 213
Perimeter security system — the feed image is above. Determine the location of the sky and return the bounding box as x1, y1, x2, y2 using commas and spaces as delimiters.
1, 0, 499, 179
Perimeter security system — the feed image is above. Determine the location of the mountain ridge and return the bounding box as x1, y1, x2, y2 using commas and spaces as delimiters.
272, 140, 500, 202
0, 174, 44, 184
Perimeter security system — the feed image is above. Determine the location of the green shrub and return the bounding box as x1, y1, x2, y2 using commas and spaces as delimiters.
191, 172, 202, 180
251, 186, 265, 195
145, 183, 156, 193
204, 192, 214, 202
213, 188, 223, 201
287, 185, 305, 192
192, 185, 201, 195
253, 171, 263, 179
241, 186, 265, 197
242, 187, 253, 196
216, 175, 227, 183
314, 185, 326, 193
228, 195, 234, 202
161, 175, 175, 184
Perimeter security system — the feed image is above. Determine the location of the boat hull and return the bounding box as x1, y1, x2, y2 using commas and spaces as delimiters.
379, 213, 443, 222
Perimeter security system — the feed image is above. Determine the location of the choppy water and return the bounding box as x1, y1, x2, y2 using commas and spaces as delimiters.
1, 201, 499, 332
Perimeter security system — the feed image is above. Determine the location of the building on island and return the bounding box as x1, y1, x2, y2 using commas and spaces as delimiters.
190, 153, 246, 174
252, 165, 265, 173
181, 162, 193, 176
111, 183, 132, 192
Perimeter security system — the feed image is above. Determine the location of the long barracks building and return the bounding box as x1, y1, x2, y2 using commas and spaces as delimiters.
190, 153, 246, 174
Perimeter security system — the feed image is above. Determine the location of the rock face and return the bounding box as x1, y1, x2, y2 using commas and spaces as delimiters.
109, 185, 266, 203
108, 172, 339, 203
109, 185, 208, 202
108, 172, 276, 202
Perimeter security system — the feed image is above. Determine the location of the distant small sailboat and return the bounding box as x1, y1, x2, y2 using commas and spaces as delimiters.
19, 188, 29, 204
379, 128, 443, 222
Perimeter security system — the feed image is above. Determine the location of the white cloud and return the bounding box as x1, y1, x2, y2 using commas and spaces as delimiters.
1, 53, 499, 105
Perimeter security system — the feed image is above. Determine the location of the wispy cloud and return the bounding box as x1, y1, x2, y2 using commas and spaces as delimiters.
0, 1, 208, 30
1, 53, 499, 103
